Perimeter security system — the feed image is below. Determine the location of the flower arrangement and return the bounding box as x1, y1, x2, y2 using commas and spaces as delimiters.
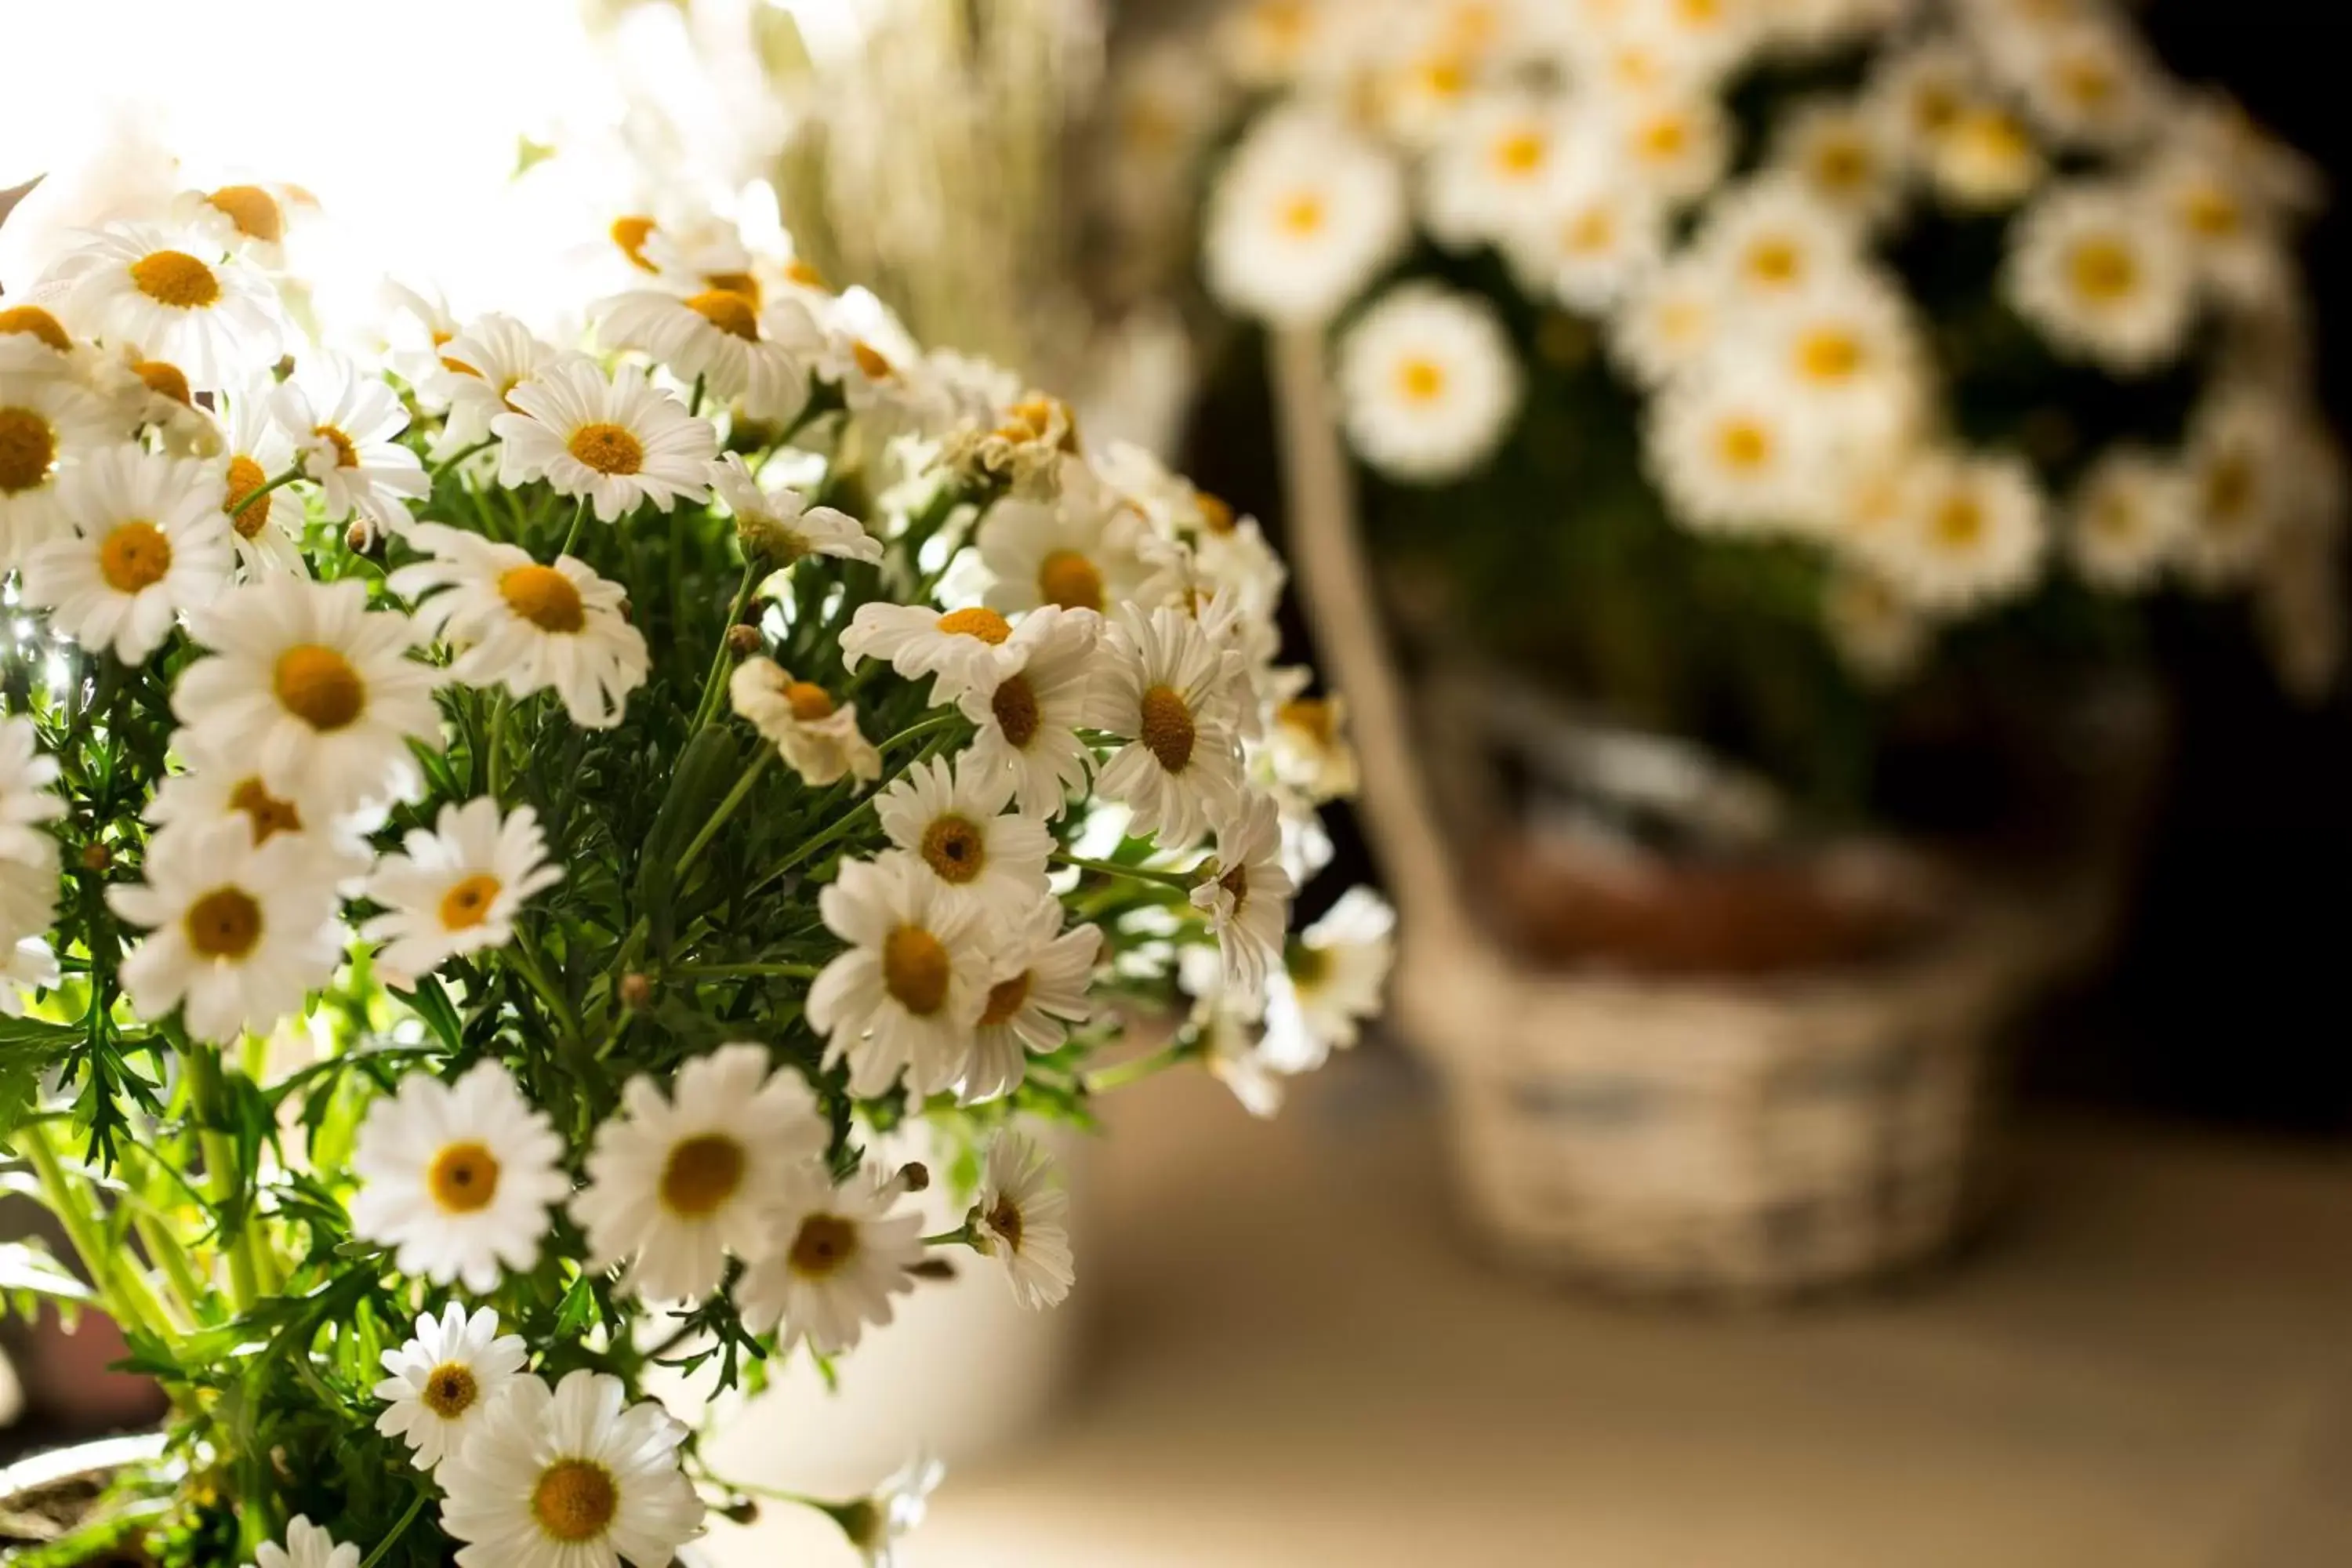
0, 164, 1385, 1565
1108, 0, 2344, 814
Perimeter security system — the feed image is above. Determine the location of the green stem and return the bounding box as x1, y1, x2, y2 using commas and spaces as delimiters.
184, 1047, 260, 1313
1083, 1035, 1201, 1094
557, 494, 590, 560
921, 1225, 974, 1248
433, 437, 495, 476
22, 1122, 172, 1345
237, 464, 307, 512
664, 960, 819, 982
677, 750, 774, 875
357, 1493, 429, 1568
1054, 853, 1199, 893
691, 562, 764, 731
688, 372, 706, 419
486, 692, 515, 800
132, 1212, 201, 1332
510, 938, 583, 1044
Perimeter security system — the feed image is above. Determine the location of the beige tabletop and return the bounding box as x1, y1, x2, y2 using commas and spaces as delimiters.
710, 1051, 2352, 1567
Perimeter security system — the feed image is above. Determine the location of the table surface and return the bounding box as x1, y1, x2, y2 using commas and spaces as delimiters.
710, 1050, 2352, 1568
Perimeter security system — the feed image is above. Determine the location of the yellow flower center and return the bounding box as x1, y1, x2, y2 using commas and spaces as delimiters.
685, 289, 760, 342
1638, 113, 1690, 162
1198, 492, 1237, 535
0, 407, 60, 494
208, 185, 285, 244
979, 971, 1032, 1028
851, 340, 895, 380
98, 521, 173, 593
531, 1460, 618, 1544
421, 1363, 479, 1420
659, 1133, 748, 1218
1746, 238, 1802, 287
1396, 357, 1448, 405
990, 673, 1041, 748
2069, 238, 2140, 303
1797, 328, 1864, 383
1718, 420, 1772, 472
787, 258, 829, 290
702, 269, 762, 307
1138, 683, 1197, 773
786, 681, 836, 721
1493, 129, 1548, 177
1278, 696, 1338, 745
920, 815, 987, 884
131, 361, 193, 408
2181, 183, 2243, 240
2058, 56, 2116, 111
1279, 193, 1327, 238
1416, 54, 1468, 100
1934, 495, 1987, 550
985, 1194, 1025, 1251
0, 306, 71, 353
789, 1214, 860, 1279
228, 777, 303, 844
274, 644, 367, 731
183, 887, 263, 960
440, 352, 483, 378
1813, 140, 1871, 192
225, 454, 274, 539
936, 607, 1012, 645
437, 873, 503, 933
567, 423, 644, 477
2205, 455, 2256, 525
883, 924, 952, 1015
129, 249, 221, 310
427, 1141, 502, 1214
611, 214, 660, 274
1036, 549, 1105, 613
499, 564, 587, 634
313, 424, 358, 468
1566, 207, 1617, 254
2091, 493, 2143, 538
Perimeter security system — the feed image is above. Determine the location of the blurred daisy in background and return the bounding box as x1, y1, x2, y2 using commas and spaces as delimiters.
2068, 445, 2188, 592
1874, 450, 2048, 613
1205, 107, 1409, 328
1334, 282, 1522, 484
2006, 182, 2196, 372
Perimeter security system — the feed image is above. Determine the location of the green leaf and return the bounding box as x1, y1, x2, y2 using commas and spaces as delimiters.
398, 975, 466, 1054
634, 725, 743, 960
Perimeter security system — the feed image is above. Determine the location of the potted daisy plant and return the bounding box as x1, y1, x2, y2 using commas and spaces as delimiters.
0, 151, 1385, 1564
1093, 0, 2343, 1294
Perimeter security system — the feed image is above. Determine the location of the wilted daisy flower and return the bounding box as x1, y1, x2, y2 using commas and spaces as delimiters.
968, 1131, 1074, 1312
390, 524, 649, 728
956, 607, 1101, 819
107, 816, 345, 1044
1821, 566, 1934, 686
2177, 387, 2290, 589
437, 1369, 703, 1568
2007, 183, 2195, 372
1335, 283, 1522, 484
1205, 107, 1410, 328
826, 1453, 945, 1568
1774, 97, 1903, 230
350, 1060, 568, 1292
49, 224, 282, 387
978, 466, 1180, 617
574, 1043, 829, 1303
712, 454, 881, 565
0, 716, 64, 872
429, 314, 569, 457
360, 797, 564, 987
0, 368, 115, 555
494, 359, 719, 523
372, 1303, 529, 1472
173, 576, 441, 818
2068, 446, 2188, 591
216, 382, 303, 573
1423, 91, 1578, 248
1260, 885, 1395, 1070
1266, 683, 1359, 803
593, 286, 814, 422
22, 444, 232, 665
270, 351, 429, 543
1874, 451, 2048, 613
840, 601, 1018, 705
1189, 791, 1297, 1004
809, 853, 997, 1100
1504, 169, 1669, 314
1089, 604, 1246, 848
728, 659, 880, 786
876, 754, 1055, 919
964, 894, 1101, 1102
736, 1166, 924, 1356
245, 1517, 358, 1568
1647, 372, 1833, 535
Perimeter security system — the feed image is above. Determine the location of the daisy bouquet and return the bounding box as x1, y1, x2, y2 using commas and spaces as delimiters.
1114, 0, 2344, 815
0, 168, 1385, 1565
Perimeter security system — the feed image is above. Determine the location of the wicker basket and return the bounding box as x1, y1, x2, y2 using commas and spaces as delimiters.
1267, 331, 2110, 1298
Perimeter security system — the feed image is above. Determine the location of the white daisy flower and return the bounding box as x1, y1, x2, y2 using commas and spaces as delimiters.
1214, 0, 1342, 88
0, 716, 64, 875
1504, 168, 1669, 315
437, 1369, 703, 1568
372, 1302, 529, 1472
2068, 446, 2188, 592
349, 1060, 568, 1292
21, 445, 232, 665
2005, 16, 2164, 154
1868, 39, 1982, 167
593, 288, 814, 423
2178, 387, 2291, 590
49, 224, 283, 387
427, 314, 572, 458
1925, 100, 2046, 210
1189, 790, 1296, 1004
361, 797, 563, 988
216, 381, 303, 574
1196, 991, 1287, 1120
270, 350, 429, 543
1605, 92, 1734, 209
1609, 258, 1722, 388
390, 524, 649, 729
1647, 372, 1835, 535
736, 1166, 924, 1356
1261, 885, 1395, 1071
106, 815, 346, 1044
1204, 107, 1410, 328
493, 359, 719, 523
2147, 149, 2286, 310
173, 575, 441, 819
829, 1454, 945, 1568
968, 1131, 1074, 1312
573, 1043, 829, 1303
173, 184, 296, 267
839, 601, 1018, 706
728, 659, 880, 787
808, 853, 997, 1101
978, 463, 1180, 617
1739, 274, 1927, 453
1872, 451, 2049, 613
0, 368, 116, 556
145, 728, 368, 871
244, 1517, 358, 1568
1334, 283, 1522, 485
1821, 567, 1934, 686
964, 894, 1100, 1103
875, 753, 1055, 918
956, 606, 1102, 819
1774, 96, 1903, 230
2006, 183, 2196, 373
1, 928, 60, 1016
1266, 686, 1359, 804
1695, 177, 1860, 305
1087, 604, 1246, 849
1423, 91, 1578, 249
76, 342, 222, 458
711, 454, 881, 566
0, 303, 77, 373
